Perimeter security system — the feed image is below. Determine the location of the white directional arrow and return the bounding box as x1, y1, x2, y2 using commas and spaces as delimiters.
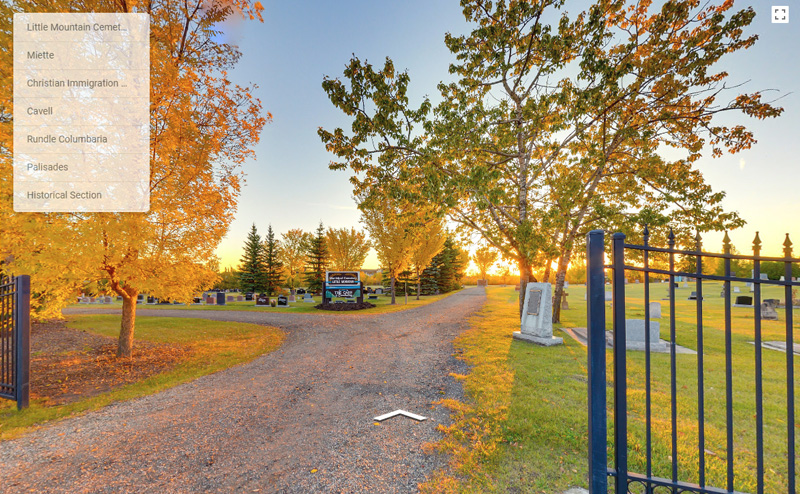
373, 409, 427, 422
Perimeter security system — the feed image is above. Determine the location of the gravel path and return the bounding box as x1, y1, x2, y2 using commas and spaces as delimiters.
0, 287, 485, 493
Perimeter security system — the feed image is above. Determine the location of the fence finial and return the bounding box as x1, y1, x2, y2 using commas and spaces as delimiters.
695, 230, 702, 250
753, 231, 762, 256
784, 234, 793, 258
723, 231, 732, 255
667, 228, 675, 247
643, 224, 649, 245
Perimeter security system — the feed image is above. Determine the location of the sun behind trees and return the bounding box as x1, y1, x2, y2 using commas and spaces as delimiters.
0, 0, 269, 357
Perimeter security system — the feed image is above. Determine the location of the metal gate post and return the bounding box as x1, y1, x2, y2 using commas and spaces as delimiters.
611, 233, 628, 493
586, 230, 607, 494
14, 275, 30, 410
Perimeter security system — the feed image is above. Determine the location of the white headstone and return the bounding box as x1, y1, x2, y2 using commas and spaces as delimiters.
733, 287, 741, 293
513, 282, 562, 346
605, 291, 612, 301
683, 281, 689, 288
649, 302, 662, 319
781, 276, 786, 282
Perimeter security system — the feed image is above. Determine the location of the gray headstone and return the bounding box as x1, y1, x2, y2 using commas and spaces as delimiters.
604, 291, 612, 301
303, 293, 315, 303
683, 281, 689, 288
622, 319, 667, 351
513, 282, 562, 346
733, 287, 741, 293
634, 279, 640, 284
764, 299, 780, 309
761, 302, 778, 320
649, 302, 661, 319
561, 293, 569, 310
564, 281, 569, 288
760, 273, 769, 280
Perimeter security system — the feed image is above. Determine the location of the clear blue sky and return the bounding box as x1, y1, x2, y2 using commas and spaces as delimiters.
215, 2, 800, 270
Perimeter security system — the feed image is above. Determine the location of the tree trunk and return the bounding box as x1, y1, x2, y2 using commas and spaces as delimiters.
118, 293, 137, 357
390, 276, 396, 305
543, 259, 552, 284
416, 277, 421, 301
552, 252, 571, 323
518, 258, 536, 318
404, 280, 408, 305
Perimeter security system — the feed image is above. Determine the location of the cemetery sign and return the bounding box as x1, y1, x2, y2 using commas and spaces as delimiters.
325, 271, 361, 299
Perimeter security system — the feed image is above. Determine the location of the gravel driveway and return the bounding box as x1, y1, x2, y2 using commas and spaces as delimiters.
0, 287, 485, 493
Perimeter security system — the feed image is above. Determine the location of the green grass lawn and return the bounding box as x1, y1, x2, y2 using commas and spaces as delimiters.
0, 315, 284, 441
424, 284, 798, 493
67, 290, 460, 315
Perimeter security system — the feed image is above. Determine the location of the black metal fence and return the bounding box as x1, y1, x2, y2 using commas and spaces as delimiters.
0, 275, 30, 410
587, 229, 797, 494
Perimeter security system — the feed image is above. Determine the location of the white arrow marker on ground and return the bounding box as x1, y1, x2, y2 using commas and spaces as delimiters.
373, 409, 427, 422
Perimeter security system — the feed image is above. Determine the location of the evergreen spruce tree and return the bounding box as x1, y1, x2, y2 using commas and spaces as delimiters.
263, 224, 284, 296
398, 268, 415, 297
436, 238, 457, 293
304, 222, 328, 294
238, 224, 265, 293
381, 270, 392, 291
420, 257, 440, 295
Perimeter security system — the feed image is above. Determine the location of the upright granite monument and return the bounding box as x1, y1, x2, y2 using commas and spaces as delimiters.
512, 282, 563, 346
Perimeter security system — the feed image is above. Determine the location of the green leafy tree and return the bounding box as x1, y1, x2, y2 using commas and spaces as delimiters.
304, 222, 328, 294
217, 267, 240, 291
320, 0, 782, 321
263, 225, 283, 296
238, 224, 265, 293
473, 245, 498, 281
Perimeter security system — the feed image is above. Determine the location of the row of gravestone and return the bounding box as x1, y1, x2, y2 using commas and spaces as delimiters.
78, 296, 115, 304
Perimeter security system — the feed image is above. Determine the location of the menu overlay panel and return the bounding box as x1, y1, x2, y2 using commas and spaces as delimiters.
14, 13, 149, 212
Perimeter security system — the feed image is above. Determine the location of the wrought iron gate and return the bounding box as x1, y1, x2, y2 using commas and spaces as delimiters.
0, 275, 30, 410
587, 229, 797, 494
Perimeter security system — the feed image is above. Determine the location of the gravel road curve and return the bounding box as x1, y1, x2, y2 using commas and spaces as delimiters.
0, 287, 485, 493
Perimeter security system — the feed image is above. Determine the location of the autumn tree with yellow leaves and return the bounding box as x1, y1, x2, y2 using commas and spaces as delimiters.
0, 0, 269, 356
472, 246, 498, 282
325, 227, 370, 271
